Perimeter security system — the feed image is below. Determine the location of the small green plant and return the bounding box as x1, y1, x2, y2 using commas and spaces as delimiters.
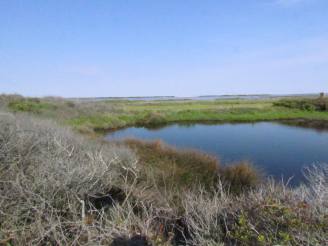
232, 213, 254, 243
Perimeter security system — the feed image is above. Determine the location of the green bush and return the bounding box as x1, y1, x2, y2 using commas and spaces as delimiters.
141, 111, 167, 125
8, 98, 57, 113
273, 98, 328, 112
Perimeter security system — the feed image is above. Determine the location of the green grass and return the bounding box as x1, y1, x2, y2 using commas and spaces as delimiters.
68, 106, 328, 133
8, 98, 57, 113
3, 95, 328, 133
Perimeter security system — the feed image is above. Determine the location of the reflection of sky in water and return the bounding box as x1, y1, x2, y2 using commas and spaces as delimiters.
106, 122, 328, 185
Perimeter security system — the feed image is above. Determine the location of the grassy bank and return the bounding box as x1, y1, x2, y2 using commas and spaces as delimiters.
1, 112, 327, 245
123, 139, 261, 194
2, 94, 328, 134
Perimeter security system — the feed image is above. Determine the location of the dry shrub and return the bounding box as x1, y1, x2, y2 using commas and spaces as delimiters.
303, 164, 328, 214
183, 170, 328, 245
0, 113, 142, 244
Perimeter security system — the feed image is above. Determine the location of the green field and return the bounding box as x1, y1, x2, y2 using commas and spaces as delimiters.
2, 95, 328, 134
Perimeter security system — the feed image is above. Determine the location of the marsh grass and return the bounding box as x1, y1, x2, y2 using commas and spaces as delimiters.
124, 139, 220, 191
220, 162, 262, 194
2, 94, 328, 134
124, 139, 262, 196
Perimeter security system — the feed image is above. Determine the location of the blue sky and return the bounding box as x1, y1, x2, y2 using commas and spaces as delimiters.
0, 0, 327, 97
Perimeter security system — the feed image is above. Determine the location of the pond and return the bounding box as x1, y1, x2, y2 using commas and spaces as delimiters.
106, 122, 328, 185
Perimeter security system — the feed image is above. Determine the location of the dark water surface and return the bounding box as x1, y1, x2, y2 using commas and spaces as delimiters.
106, 122, 328, 185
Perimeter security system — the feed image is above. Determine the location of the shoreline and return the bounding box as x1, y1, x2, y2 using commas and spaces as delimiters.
95, 118, 328, 135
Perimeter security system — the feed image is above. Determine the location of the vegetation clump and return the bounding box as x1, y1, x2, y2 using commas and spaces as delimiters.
220, 162, 262, 193
8, 97, 58, 113
183, 172, 328, 245
124, 139, 220, 190
274, 96, 328, 112
124, 139, 261, 194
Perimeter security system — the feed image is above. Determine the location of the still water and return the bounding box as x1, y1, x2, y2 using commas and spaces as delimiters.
106, 122, 328, 185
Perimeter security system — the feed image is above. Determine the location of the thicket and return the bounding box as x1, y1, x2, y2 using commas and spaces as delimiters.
274, 97, 328, 111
